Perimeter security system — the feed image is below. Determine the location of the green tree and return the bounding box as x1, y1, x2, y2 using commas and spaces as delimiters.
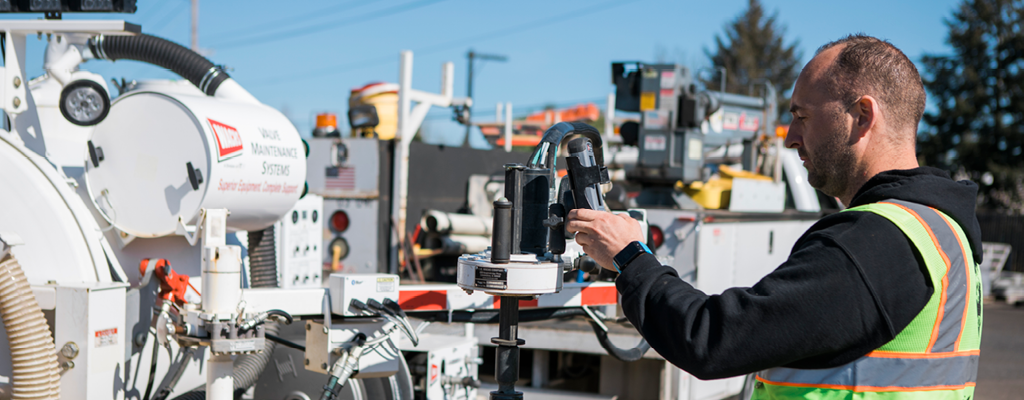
704, 0, 801, 119
919, 0, 1024, 213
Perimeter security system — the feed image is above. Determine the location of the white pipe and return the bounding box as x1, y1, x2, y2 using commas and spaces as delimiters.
201, 246, 242, 316
442, 62, 454, 99
496, 103, 503, 123
774, 136, 783, 184
504, 102, 512, 152
200, 209, 241, 398
206, 354, 234, 400
213, 79, 261, 105
407, 102, 433, 141
424, 211, 491, 235
605, 93, 615, 140
391, 51, 414, 273
199, 210, 240, 318
780, 149, 820, 212
449, 234, 491, 254
43, 40, 84, 86
408, 89, 451, 107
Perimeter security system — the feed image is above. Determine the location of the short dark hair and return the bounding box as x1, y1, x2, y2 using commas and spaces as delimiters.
816, 34, 926, 143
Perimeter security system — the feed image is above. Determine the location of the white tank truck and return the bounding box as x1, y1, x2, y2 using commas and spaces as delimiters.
0, 8, 423, 400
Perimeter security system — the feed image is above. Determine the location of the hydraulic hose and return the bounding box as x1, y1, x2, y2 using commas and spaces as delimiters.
406, 307, 586, 324
88, 33, 230, 96
586, 321, 650, 362
0, 253, 61, 399
170, 323, 279, 400
406, 307, 651, 362
528, 122, 605, 169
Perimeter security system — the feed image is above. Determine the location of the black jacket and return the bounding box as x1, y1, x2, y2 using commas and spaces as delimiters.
616, 167, 982, 380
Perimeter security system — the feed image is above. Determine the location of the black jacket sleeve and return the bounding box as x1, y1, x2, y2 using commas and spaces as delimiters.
614, 213, 933, 380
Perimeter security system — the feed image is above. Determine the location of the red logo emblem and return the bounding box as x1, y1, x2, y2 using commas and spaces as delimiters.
429, 364, 439, 385
209, 119, 243, 161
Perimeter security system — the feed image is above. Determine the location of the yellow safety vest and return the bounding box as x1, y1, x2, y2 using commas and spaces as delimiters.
752, 199, 983, 400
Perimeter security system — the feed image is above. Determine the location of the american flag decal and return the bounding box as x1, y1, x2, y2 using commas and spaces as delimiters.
325, 166, 356, 190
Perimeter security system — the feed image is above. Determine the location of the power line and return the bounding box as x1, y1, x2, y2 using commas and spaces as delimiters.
241, 0, 637, 87
205, 0, 374, 42
141, 0, 186, 35
210, 0, 448, 50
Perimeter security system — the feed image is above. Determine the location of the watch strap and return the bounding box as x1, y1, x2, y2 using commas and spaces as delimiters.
612, 241, 652, 273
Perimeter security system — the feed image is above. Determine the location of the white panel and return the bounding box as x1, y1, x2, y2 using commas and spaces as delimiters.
55, 283, 127, 400
322, 198, 379, 274
240, 287, 326, 317
277, 194, 325, 288
696, 223, 736, 295
729, 178, 786, 213
306, 138, 380, 198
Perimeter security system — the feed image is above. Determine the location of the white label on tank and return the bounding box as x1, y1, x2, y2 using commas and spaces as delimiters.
644, 134, 667, 151
209, 119, 244, 161
94, 327, 117, 348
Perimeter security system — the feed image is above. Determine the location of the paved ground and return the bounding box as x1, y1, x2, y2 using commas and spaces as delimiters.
477, 383, 616, 400
470, 301, 1023, 400
976, 301, 1024, 400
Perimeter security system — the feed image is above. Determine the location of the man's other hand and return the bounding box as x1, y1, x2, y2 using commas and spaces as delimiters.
566, 209, 644, 271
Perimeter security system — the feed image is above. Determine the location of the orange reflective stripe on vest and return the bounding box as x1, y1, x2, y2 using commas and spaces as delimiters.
754, 199, 982, 399
882, 200, 972, 353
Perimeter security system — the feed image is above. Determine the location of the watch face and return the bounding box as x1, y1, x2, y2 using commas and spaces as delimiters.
614, 242, 643, 272
613, 241, 653, 273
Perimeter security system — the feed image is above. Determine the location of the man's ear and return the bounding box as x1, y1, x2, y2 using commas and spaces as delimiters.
855, 95, 879, 137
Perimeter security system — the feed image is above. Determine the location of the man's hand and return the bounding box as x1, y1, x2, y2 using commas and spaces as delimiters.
565, 209, 644, 271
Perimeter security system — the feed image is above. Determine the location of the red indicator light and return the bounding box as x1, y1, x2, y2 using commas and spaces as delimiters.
330, 211, 350, 232
650, 225, 664, 249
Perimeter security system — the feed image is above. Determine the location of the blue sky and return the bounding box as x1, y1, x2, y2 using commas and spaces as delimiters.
13, 0, 963, 146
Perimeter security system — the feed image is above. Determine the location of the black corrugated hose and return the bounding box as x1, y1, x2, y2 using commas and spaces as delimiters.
89, 33, 230, 96
247, 227, 279, 288
170, 323, 280, 400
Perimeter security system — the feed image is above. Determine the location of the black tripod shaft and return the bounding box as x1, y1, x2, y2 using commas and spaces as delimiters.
490, 296, 525, 400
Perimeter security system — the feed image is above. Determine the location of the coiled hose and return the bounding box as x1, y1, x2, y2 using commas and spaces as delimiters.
247, 227, 279, 288
88, 33, 230, 96
0, 253, 61, 399
170, 322, 279, 400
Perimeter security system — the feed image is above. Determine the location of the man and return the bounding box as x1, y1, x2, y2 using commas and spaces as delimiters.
567, 35, 984, 399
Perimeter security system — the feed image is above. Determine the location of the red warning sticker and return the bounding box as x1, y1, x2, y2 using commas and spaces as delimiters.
740, 114, 760, 132
429, 363, 439, 385
209, 119, 244, 161
95, 327, 117, 348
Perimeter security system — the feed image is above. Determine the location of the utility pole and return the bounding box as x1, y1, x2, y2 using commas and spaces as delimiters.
465, 49, 507, 142
190, 0, 199, 52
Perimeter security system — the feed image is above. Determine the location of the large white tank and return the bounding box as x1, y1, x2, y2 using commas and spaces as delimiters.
85, 90, 307, 237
